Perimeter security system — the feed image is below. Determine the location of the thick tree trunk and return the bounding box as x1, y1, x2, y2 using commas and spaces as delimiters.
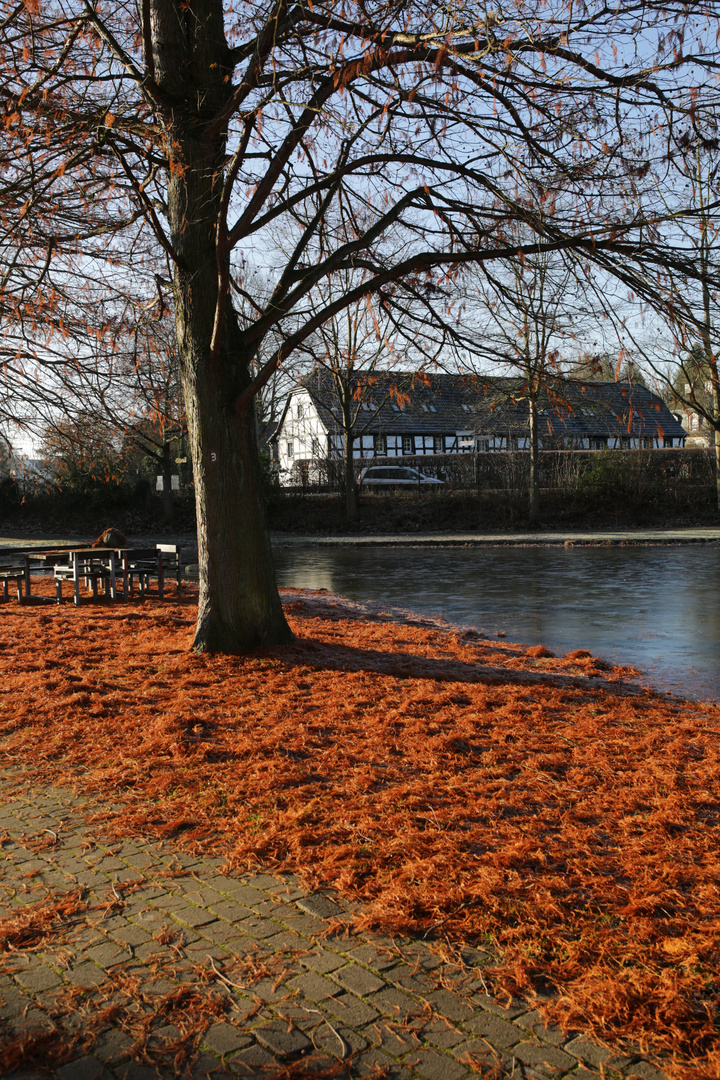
152, 0, 291, 651
528, 395, 540, 526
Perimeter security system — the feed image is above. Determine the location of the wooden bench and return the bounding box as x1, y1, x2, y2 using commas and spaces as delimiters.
120, 545, 181, 600
54, 549, 117, 605
0, 562, 27, 602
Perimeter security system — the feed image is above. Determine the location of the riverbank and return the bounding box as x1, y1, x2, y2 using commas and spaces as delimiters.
4, 525, 720, 552
271, 526, 720, 546
2, 581, 719, 1078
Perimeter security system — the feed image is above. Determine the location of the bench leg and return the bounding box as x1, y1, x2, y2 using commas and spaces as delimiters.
16, 579, 22, 603
2, 580, 7, 602
56, 580, 63, 604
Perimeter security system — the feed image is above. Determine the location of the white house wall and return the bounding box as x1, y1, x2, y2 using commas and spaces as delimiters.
277, 390, 327, 478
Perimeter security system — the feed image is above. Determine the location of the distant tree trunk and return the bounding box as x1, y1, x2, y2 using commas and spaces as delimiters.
341, 396, 358, 521
153, 0, 291, 651
343, 436, 358, 522
161, 440, 174, 523
528, 393, 540, 526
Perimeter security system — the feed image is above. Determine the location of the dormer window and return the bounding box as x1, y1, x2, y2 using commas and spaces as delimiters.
296, 403, 304, 419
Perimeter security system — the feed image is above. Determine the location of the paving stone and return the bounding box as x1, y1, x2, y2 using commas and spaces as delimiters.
515, 1009, 566, 1046
463, 1011, 523, 1050
109, 925, 152, 947
255, 899, 300, 919
247, 873, 286, 890
203, 1022, 253, 1056
92, 1028, 136, 1065
348, 944, 398, 971
287, 971, 341, 1002
190, 1052, 234, 1079
367, 986, 425, 1022
280, 914, 328, 937
422, 1021, 466, 1050
14, 964, 63, 991
55, 1055, 107, 1080
208, 899, 254, 924
301, 949, 347, 974
228, 1043, 279, 1073
385, 963, 436, 992
353, 1047, 412, 1078
9, 1008, 56, 1034
470, 993, 528, 1020
563, 1036, 614, 1067
87, 857, 126, 872
235, 914, 281, 939
422, 989, 475, 1023
221, 885, 266, 906
255, 1020, 313, 1057
248, 977, 294, 1004
451, 1039, 509, 1071
85, 942, 132, 968
332, 963, 385, 997
180, 886, 226, 908
512, 1041, 576, 1070
404, 1048, 470, 1080
263, 931, 310, 955
75, 870, 111, 888
625, 1064, 666, 1080
313, 1019, 367, 1059
400, 944, 443, 971
116, 1063, 158, 1080
324, 991, 379, 1027
65, 961, 107, 988
172, 906, 219, 929
365, 1018, 422, 1057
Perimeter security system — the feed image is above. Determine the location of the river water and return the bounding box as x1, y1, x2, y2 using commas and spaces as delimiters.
273, 543, 720, 702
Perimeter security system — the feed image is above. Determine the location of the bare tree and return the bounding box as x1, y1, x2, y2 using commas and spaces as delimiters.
466, 249, 582, 524
1, 0, 719, 650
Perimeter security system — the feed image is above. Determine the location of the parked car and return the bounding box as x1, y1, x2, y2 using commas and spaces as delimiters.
357, 465, 444, 487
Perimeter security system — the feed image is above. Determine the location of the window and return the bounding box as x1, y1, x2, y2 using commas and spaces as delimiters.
311, 437, 320, 457
286, 440, 294, 458
402, 435, 413, 454
296, 403, 303, 419
433, 435, 443, 454
386, 435, 402, 456
374, 434, 387, 455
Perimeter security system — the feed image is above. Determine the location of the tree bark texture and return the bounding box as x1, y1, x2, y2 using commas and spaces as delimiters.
152, 0, 291, 650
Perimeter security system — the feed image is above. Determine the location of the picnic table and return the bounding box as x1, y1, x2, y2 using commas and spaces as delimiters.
0, 544, 182, 605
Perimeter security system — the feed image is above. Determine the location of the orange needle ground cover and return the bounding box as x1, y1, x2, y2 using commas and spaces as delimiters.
1, 583, 719, 1078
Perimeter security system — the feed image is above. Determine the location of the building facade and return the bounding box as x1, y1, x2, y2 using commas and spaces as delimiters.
275, 373, 686, 483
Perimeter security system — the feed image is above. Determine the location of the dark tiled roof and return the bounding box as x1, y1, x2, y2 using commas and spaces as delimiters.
297, 372, 685, 441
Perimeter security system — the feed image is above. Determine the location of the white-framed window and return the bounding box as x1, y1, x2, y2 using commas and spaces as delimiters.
296, 402, 303, 419
386, 435, 402, 456
402, 435, 413, 454
374, 433, 387, 455
286, 440, 294, 458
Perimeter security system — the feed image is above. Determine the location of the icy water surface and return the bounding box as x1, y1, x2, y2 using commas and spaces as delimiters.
273, 543, 720, 702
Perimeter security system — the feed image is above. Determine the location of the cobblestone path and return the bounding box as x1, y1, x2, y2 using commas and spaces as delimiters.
0, 774, 665, 1080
